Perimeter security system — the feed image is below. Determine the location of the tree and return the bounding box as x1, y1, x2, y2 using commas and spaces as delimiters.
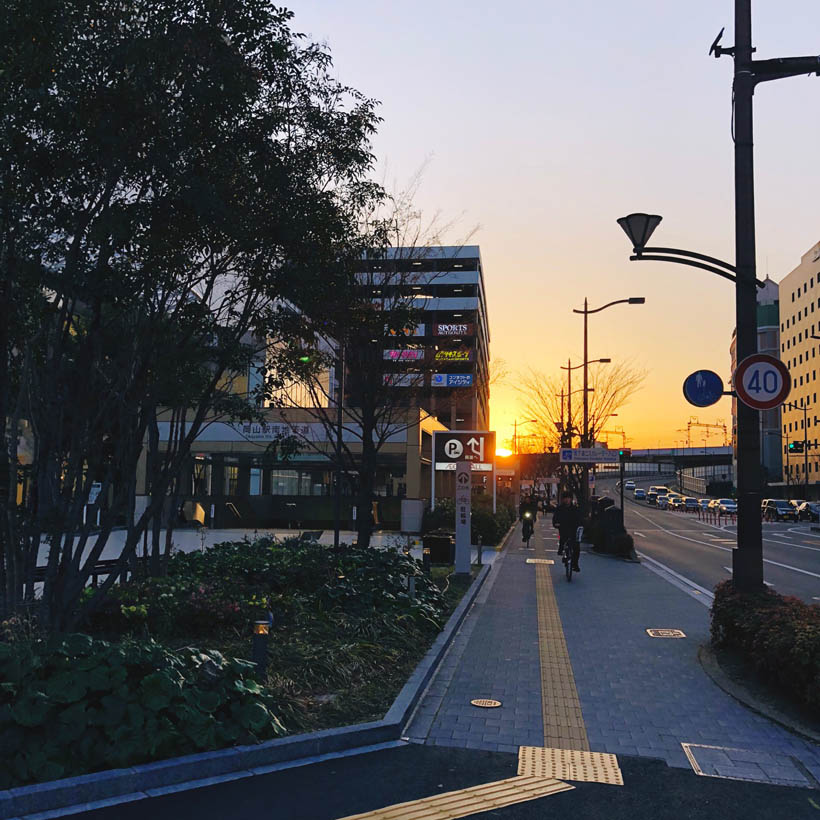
515, 361, 646, 502
0, 0, 381, 629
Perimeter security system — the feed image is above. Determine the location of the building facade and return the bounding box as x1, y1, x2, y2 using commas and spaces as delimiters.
730, 277, 782, 485
777, 241, 820, 487
360, 245, 491, 431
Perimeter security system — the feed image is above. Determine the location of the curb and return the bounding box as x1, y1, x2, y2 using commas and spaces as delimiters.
697, 644, 820, 745
0, 565, 493, 820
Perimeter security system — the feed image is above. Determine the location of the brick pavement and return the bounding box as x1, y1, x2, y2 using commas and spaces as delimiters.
405, 515, 820, 789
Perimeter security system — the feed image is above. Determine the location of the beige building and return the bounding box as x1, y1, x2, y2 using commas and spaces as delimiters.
778, 240, 820, 486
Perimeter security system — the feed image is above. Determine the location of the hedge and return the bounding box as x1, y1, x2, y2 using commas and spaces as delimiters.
710, 580, 820, 714
422, 498, 515, 546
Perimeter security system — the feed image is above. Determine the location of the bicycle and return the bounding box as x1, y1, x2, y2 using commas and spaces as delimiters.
522, 512, 534, 548
561, 526, 583, 582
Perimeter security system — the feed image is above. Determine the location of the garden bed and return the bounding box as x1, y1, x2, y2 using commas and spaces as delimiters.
0, 537, 476, 788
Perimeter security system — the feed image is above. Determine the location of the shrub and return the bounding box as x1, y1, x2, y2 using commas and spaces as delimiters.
422, 497, 515, 546
0, 634, 286, 789
710, 580, 820, 714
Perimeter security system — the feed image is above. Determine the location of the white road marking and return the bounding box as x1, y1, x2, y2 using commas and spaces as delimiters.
763, 535, 820, 553
633, 531, 646, 538
631, 507, 820, 579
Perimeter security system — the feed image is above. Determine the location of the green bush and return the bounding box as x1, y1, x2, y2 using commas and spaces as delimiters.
85, 536, 445, 640
710, 580, 820, 714
421, 498, 515, 547
0, 635, 286, 789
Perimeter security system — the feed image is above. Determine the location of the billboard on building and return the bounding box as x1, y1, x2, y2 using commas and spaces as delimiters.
434, 322, 474, 336
434, 349, 473, 363
431, 373, 473, 387
383, 349, 425, 361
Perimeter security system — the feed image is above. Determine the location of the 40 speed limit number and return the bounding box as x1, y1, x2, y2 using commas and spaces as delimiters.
734, 353, 791, 410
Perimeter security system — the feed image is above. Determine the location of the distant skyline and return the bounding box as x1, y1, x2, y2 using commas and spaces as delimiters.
292, 1, 820, 448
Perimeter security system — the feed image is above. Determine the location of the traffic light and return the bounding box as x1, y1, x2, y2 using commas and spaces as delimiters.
788, 441, 804, 453
618, 448, 632, 458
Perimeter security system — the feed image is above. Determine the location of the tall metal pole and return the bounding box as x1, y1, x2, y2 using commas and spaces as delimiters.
582, 299, 590, 511
566, 359, 572, 445
333, 338, 345, 548
733, 0, 764, 591
805, 404, 809, 498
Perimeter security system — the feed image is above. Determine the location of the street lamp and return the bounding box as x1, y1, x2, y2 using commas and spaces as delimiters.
617, 4, 820, 594
513, 418, 537, 455
572, 299, 644, 511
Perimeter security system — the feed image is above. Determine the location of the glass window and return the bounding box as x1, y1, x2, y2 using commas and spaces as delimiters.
225, 465, 239, 496
270, 470, 299, 495
249, 468, 262, 496
192, 459, 211, 495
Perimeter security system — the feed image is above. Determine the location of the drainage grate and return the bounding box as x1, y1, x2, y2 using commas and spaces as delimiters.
526, 558, 555, 565
646, 628, 686, 638
681, 743, 810, 787
470, 698, 501, 708
335, 775, 573, 819
518, 746, 623, 786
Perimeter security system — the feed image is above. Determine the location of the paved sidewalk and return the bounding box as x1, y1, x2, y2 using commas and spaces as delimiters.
405, 516, 820, 789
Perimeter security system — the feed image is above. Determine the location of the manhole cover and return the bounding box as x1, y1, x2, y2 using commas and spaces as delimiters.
471, 698, 502, 708
646, 628, 686, 638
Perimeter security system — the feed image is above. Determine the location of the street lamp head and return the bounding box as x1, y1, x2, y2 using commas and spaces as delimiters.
617, 213, 662, 253
628, 297, 646, 305
597, 358, 612, 363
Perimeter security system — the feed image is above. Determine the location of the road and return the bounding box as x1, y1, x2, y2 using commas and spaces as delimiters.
598, 477, 820, 604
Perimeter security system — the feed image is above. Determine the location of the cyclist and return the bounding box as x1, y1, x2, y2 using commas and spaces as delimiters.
552, 494, 582, 573
520, 494, 537, 543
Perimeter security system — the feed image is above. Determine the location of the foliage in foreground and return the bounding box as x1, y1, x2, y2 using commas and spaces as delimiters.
710, 580, 820, 714
0, 634, 285, 789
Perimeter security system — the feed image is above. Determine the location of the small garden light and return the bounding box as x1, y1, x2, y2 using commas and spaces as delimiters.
252, 619, 270, 676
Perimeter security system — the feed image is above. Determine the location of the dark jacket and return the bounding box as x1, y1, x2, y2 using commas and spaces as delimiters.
552, 504, 582, 533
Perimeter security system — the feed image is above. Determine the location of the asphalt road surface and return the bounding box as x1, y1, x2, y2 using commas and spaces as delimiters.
77, 743, 817, 820
599, 477, 820, 604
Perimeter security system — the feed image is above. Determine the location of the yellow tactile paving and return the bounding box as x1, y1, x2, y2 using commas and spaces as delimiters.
526, 558, 554, 564
534, 532, 590, 751
518, 746, 624, 786
334, 775, 574, 819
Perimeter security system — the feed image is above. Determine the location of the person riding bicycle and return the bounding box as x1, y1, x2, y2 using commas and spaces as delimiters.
552, 494, 582, 572
520, 495, 537, 541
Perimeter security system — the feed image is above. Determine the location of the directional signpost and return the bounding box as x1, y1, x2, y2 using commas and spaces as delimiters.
734, 353, 791, 410
559, 448, 619, 464
432, 431, 496, 513
454, 462, 471, 575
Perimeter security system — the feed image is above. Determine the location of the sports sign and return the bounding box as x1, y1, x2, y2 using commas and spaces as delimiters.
559, 448, 619, 464
435, 322, 475, 336
431, 373, 473, 387
434, 349, 473, 363
734, 353, 791, 410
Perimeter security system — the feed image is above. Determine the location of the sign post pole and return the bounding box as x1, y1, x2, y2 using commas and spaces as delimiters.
455, 461, 471, 576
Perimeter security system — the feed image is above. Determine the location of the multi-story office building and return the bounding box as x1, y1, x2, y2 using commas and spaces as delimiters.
360, 245, 491, 431
729, 277, 781, 484
777, 240, 820, 486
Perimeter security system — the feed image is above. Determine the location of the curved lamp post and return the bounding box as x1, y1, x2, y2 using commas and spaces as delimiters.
572, 299, 644, 511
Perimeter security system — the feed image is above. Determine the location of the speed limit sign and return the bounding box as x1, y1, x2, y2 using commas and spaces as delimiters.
734, 353, 791, 410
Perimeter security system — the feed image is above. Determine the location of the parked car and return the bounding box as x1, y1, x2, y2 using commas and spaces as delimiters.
718, 499, 737, 514
656, 494, 670, 510
683, 497, 699, 511
796, 501, 820, 522
633, 488, 646, 500
624, 480, 636, 490
707, 499, 721, 510
761, 498, 798, 521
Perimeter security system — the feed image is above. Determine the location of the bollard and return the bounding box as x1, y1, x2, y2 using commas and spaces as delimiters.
252, 620, 270, 677
422, 546, 431, 575
477, 534, 483, 567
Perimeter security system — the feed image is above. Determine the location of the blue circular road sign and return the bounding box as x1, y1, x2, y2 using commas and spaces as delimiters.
683, 370, 724, 407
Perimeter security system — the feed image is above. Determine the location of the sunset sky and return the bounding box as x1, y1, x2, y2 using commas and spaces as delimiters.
293, 1, 820, 449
